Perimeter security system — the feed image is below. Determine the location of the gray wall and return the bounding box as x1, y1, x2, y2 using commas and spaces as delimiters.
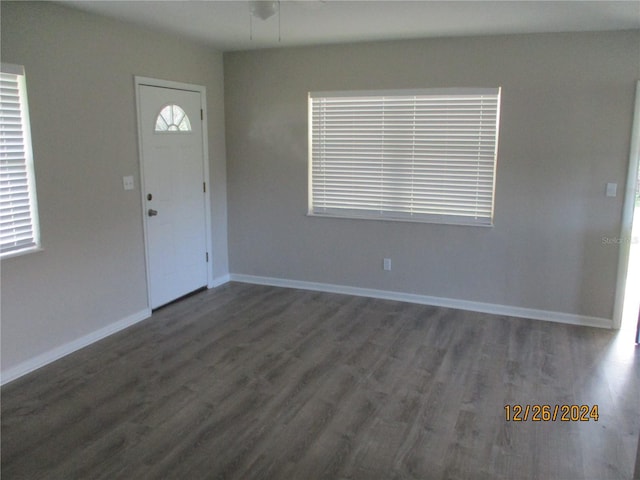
2, 0, 638, 378
224, 31, 640, 320
1, 1, 228, 373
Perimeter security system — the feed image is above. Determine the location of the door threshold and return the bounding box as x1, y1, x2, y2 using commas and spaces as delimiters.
152, 286, 208, 312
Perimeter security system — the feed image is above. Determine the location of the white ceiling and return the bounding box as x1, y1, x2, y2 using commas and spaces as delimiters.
62, 0, 640, 52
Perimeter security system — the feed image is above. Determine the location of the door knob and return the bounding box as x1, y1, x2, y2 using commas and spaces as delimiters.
148, 209, 158, 217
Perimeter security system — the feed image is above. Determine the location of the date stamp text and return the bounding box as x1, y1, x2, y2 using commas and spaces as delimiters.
504, 404, 599, 422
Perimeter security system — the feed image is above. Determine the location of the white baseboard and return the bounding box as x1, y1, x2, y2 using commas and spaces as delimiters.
209, 274, 231, 289
1, 275, 611, 386
229, 274, 612, 330
1, 308, 151, 386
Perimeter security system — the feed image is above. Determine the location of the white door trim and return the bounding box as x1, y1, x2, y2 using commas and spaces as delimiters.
134, 75, 213, 310
613, 80, 640, 329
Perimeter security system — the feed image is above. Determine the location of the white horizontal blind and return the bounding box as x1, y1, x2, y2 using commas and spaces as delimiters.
309, 88, 501, 226
1, 64, 40, 257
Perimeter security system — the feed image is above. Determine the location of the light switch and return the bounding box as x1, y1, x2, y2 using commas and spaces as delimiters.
606, 183, 617, 198
123, 175, 135, 191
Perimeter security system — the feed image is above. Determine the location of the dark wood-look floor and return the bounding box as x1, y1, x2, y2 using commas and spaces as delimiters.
2, 283, 639, 480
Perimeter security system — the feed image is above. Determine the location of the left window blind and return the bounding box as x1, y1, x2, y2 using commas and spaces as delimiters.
0, 64, 40, 258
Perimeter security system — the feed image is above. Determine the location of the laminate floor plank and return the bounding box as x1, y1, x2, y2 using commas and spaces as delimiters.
2, 282, 639, 479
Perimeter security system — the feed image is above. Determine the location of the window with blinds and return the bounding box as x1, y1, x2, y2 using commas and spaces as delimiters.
1, 64, 40, 258
308, 88, 501, 226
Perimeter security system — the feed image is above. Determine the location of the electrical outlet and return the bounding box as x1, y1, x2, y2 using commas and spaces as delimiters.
383, 258, 391, 271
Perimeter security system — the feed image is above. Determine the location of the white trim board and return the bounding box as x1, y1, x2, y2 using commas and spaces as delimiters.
613, 80, 640, 329
1, 276, 611, 385
0, 308, 151, 386
230, 274, 612, 329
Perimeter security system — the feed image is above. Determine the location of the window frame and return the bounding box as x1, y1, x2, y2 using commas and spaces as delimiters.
308, 87, 501, 227
1, 63, 41, 259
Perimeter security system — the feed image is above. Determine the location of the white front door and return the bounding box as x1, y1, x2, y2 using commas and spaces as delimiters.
138, 84, 208, 309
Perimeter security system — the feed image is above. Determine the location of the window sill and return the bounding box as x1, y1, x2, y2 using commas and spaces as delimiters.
307, 212, 494, 228
1, 246, 44, 261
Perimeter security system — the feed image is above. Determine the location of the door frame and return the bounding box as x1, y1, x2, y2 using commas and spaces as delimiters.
613, 81, 640, 329
134, 76, 213, 310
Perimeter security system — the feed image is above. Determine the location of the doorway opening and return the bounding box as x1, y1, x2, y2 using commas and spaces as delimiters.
135, 76, 213, 310
621, 196, 640, 340
618, 81, 640, 342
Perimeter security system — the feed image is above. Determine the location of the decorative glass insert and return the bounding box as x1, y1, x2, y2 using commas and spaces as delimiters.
155, 104, 192, 132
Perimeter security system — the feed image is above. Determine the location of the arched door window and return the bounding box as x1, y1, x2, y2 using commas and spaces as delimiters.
155, 104, 192, 132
